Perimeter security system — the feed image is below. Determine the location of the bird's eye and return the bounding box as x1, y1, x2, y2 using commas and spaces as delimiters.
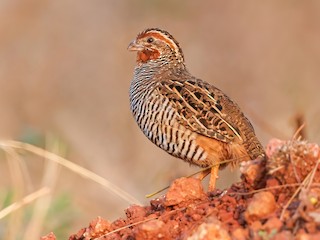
147, 37, 154, 43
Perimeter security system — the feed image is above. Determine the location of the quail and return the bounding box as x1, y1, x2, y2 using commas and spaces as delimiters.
128, 28, 265, 190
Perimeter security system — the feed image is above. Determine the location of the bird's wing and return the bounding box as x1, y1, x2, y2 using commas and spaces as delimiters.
157, 78, 245, 143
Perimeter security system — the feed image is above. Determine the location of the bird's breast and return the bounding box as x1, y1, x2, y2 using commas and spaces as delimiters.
130, 82, 209, 165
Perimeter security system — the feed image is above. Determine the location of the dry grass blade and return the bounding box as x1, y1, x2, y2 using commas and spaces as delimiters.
144, 166, 209, 198
292, 122, 305, 141
145, 166, 212, 198
280, 170, 313, 220
0, 140, 141, 205
94, 215, 159, 239
23, 135, 61, 240
293, 114, 306, 140
305, 155, 320, 191
94, 206, 187, 240
277, 124, 317, 220
0, 187, 50, 220
233, 183, 320, 196
146, 156, 246, 198
3, 145, 28, 240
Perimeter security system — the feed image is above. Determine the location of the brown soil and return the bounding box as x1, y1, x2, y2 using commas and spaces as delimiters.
42, 139, 320, 240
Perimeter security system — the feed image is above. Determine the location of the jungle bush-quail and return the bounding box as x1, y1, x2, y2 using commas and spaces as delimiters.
128, 28, 265, 190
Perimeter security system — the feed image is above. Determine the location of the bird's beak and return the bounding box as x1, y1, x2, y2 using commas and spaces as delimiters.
127, 40, 144, 51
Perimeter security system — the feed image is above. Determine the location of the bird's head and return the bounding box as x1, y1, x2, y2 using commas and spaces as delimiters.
128, 28, 185, 65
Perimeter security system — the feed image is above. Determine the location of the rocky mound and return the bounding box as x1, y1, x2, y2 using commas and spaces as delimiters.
42, 139, 320, 239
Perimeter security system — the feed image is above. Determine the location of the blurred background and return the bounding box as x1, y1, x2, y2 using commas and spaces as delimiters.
0, 0, 320, 238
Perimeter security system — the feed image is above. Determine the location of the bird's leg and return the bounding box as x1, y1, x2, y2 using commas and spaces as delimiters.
198, 168, 211, 181
208, 161, 220, 192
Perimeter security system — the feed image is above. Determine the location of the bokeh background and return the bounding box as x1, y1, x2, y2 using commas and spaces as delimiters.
1, 0, 320, 238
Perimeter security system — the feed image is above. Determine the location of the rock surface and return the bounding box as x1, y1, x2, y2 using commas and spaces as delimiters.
41, 139, 320, 239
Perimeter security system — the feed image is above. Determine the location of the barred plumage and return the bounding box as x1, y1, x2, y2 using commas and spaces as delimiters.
128, 28, 265, 190
130, 75, 207, 164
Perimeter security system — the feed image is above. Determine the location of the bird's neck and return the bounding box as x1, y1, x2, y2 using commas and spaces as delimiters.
134, 55, 187, 79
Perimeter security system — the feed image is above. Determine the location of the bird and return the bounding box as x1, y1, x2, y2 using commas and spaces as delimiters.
128, 28, 265, 191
